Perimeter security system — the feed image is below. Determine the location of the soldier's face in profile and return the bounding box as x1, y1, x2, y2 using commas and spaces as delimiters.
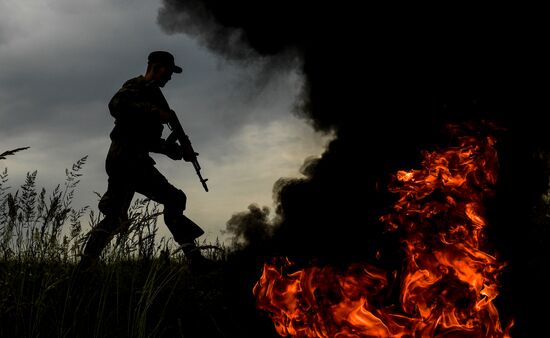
155, 66, 173, 87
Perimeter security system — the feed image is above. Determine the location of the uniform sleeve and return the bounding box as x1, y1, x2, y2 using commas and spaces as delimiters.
108, 86, 153, 120
107, 79, 167, 152
149, 138, 167, 154
108, 79, 170, 124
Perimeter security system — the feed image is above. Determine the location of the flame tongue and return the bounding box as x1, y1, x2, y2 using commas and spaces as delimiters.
253, 258, 394, 337
253, 127, 512, 337
385, 132, 508, 337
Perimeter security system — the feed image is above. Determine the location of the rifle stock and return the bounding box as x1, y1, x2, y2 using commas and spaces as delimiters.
166, 111, 209, 192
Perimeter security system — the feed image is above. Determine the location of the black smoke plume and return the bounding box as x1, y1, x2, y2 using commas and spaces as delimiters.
225, 203, 274, 250
158, 2, 550, 336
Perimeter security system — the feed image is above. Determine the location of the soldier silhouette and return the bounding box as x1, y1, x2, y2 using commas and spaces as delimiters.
78, 51, 212, 272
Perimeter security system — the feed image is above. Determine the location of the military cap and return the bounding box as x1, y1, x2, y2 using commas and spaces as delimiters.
147, 51, 183, 74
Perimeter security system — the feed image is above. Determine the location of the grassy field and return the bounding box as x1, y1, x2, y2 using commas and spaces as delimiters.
0, 150, 278, 338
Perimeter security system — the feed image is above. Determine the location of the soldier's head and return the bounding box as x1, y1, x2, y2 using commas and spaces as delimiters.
145, 51, 182, 87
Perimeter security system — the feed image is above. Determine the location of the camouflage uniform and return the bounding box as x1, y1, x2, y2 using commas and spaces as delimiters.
81, 75, 203, 262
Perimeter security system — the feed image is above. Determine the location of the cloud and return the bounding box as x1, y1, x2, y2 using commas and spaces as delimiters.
153, 114, 332, 242
0, 0, 328, 243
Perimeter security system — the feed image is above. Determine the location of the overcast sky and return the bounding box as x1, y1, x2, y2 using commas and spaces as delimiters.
0, 0, 331, 244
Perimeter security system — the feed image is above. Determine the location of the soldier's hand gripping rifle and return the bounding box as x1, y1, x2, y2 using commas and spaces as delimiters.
165, 110, 209, 192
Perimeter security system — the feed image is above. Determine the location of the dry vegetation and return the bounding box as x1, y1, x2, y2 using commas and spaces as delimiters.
0, 148, 273, 338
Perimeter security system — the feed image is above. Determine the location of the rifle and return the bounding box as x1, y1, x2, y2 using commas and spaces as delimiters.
166, 110, 209, 192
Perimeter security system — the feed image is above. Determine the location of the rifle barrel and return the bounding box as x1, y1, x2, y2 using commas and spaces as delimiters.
169, 112, 209, 192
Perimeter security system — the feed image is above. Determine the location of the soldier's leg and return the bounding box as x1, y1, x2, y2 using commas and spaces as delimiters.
78, 177, 134, 270
135, 167, 208, 262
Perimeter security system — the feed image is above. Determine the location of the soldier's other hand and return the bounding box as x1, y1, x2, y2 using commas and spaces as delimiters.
163, 141, 184, 160
157, 109, 175, 124
182, 145, 197, 162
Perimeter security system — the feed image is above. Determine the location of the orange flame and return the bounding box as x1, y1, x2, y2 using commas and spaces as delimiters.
253, 126, 513, 337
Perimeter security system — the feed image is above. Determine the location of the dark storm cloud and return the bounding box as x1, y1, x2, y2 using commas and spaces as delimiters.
0, 2, 148, 137
1, 1, 324, 244
0, 0, 305, 159
0, 28, 9, 46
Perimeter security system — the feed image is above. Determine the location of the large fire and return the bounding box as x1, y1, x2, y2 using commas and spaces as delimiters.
253, 125, 512, 337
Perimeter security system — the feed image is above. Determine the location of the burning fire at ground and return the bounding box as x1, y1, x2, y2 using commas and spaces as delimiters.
253, 124, 512, 337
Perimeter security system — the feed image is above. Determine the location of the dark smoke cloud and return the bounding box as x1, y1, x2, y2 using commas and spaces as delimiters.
225, 203, 274, 249
158, 2, 550, 335
158, 0, 302, 96
158, 0, 306, 60
158, 0, 259, 61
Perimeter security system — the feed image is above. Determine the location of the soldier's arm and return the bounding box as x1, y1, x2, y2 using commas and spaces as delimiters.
109, 89, 172, 124
109, 88, 149, 119
149, 138, 167, 154
151, 107, 173, 124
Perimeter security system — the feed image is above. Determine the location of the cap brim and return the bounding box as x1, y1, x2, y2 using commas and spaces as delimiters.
173, 65, 183, 74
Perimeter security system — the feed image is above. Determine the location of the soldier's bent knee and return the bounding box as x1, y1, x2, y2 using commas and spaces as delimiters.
165, 189, 187, 213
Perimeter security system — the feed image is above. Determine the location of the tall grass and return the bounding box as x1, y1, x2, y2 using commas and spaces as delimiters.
0, 156, 90, 263
0, 150, 235, 338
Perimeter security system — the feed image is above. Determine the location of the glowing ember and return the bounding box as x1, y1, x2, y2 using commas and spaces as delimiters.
253, 125, 512, 337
